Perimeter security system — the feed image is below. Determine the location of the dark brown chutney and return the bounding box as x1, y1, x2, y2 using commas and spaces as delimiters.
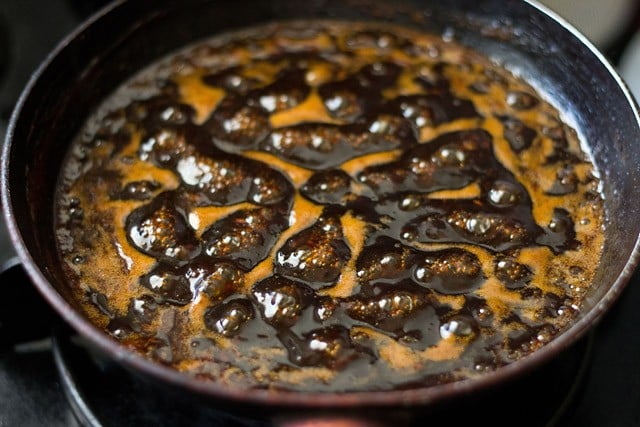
55, 21, 605, 392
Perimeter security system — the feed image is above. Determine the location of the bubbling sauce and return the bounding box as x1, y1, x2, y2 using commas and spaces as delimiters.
55, 21, 605, 392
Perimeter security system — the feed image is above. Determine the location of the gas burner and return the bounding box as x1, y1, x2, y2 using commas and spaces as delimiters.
51, 321, 593, 427
0, 264, 79, 426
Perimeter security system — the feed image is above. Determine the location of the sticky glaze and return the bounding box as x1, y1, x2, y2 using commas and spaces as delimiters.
55, 21, 605, 392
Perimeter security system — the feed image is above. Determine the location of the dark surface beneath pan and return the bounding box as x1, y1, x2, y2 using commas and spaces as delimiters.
2, 0, 640, 415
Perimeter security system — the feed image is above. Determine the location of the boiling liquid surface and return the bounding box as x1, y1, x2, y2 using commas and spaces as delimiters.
55, 21, 605, 392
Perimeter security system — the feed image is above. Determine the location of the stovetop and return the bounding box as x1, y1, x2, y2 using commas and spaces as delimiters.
1, 1, 640, 426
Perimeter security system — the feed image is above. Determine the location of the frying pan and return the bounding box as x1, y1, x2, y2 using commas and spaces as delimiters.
3, 0, 640, 425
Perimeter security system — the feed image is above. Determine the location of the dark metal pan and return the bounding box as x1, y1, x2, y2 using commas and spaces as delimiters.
3, 0, 640, 424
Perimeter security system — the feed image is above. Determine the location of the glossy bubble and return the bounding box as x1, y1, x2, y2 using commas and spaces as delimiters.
202, 206, 288, 269
204, 298, 254, 337
275, 211, 350, 287
252, 275, 315, 328
125, 192, 200, 265
139, 264, 194, 306
413, 248, 484, 295
185, 259, 244, 301
495, 257, 533, 290
300, 169, 352, 205
487, 180, 521, 208
278, 325, 368, 369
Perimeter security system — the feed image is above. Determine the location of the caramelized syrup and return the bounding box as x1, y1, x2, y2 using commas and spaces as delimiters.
55, 21, 605, 392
